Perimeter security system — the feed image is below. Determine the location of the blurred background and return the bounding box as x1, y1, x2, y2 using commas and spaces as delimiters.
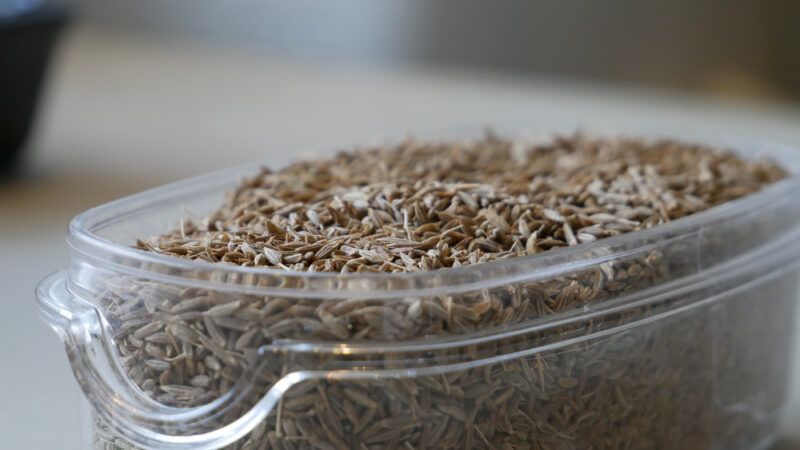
2, 1, 800, 449
77, 0, 800, 101
6, 0, 800, 177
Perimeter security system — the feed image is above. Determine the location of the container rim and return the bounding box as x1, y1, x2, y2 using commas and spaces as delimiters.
66, 130, 800, 298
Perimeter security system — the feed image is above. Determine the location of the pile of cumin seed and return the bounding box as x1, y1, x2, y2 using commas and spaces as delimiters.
136, 133, 783, 272
96, 133, 794, 450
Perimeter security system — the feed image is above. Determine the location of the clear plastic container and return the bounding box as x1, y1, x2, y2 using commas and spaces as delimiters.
36, 131, 800, 450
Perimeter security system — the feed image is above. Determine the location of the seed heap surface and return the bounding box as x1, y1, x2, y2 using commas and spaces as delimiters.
137, 133, 785, 272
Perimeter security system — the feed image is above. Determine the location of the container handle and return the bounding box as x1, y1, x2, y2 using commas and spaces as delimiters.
36, 271, 309, 450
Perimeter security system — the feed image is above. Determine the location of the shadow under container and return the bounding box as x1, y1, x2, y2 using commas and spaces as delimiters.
36, 133, 800, 450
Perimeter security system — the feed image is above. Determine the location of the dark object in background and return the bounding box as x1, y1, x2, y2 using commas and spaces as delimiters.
0, 2, 66, 175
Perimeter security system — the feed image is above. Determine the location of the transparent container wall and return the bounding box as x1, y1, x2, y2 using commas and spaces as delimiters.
36, 132, 800, 450
84, 175, 234, 245
67, 163, 800, 407
88, 268, 798, 450
85, 246, 667, 408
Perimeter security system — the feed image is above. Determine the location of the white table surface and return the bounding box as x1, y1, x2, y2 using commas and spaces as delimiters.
3, 25, 800, 449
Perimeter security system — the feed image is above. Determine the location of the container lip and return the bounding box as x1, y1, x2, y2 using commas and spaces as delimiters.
66, 131, 800, 298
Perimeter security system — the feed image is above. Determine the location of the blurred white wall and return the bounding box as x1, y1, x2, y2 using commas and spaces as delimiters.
73, 0, 417, 62
72, 0, 800, 99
